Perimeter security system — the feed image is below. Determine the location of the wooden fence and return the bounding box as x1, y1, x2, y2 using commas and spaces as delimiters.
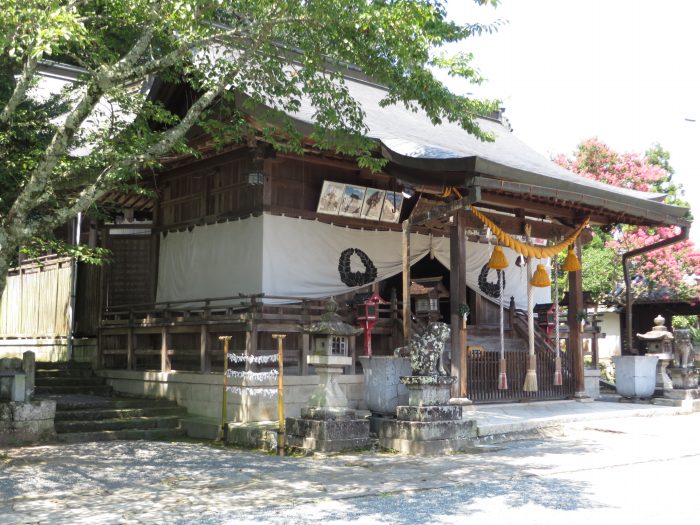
0, 257, 73, 337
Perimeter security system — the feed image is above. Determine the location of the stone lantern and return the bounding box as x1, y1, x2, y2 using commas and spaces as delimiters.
285, 299, 370, 453
410, 277, 449, 322
637, 315, 674, 394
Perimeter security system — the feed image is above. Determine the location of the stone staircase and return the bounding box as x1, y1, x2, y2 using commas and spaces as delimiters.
34, 362, 187, 443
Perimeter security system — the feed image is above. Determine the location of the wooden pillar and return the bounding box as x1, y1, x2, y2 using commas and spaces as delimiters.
300, 301, 310, 375
126, 326, 134, 371
160, 326, 171, 372
567, 240, 586, 398
200, 324, 210, 373
401, 220, 411, 344
450, 210, 468, 398
245, 321, 258, 372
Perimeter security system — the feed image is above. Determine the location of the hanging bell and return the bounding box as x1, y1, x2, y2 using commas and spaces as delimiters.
488, 245, 509, 270
531, 263, 551, 287
562, 246, 581, 272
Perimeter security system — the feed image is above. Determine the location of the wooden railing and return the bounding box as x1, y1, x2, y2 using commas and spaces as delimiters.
99, 293, 405, 375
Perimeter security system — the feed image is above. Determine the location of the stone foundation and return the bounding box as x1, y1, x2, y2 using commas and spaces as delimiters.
0, 399, 56, 446
285, 416, 371, 453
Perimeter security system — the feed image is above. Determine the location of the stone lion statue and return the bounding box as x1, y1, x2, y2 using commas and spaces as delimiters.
395, 322, 451, 376
673, 329, 695, 369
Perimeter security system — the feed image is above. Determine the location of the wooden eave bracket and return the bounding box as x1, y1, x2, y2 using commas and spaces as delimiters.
408, 185, 481, 227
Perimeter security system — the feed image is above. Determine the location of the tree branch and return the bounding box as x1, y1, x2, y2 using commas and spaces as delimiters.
0, 52, 40, 124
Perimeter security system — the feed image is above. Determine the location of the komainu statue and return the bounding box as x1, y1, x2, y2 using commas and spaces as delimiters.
673, 329, 695, 369
395, 322, 451, 376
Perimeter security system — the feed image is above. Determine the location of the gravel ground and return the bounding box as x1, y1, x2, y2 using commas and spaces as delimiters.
2, 412, 699, 524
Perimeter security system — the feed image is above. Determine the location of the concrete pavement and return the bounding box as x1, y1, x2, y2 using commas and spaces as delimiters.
2, 401, 699, 524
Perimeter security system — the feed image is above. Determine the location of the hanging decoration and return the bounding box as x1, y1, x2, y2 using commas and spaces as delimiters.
227, 369, 279, 381
531, 263, 552, 287
225, 385, 279, 398
470, 207, 589, 260
562, 245, 582, 272
553, 257, 563, 386
228, 353, 279, 365
488, 244, 509, 270
522, 225, 538, 392
226, 352, 280, 397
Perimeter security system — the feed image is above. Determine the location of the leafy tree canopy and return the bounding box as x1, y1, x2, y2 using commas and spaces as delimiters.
0, 0, 501, 292
554, 138, 700, 304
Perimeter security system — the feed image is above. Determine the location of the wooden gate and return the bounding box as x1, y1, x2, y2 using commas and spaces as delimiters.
467, 348, 574, 403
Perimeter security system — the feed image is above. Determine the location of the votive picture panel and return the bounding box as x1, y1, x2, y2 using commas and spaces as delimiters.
380, 191, 403, 223
339, 184, 366, 218
360, 188, 385, 220
317, 180, 345, 215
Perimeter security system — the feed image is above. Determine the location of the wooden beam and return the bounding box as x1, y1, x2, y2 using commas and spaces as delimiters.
450, 210, 468, 398
409, 187, 481, 226
402, 220, 411, 344
160, 326, 171, 372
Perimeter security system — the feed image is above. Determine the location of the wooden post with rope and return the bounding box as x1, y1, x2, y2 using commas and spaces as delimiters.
218, 335, 232, 442
272, 334, 286, 456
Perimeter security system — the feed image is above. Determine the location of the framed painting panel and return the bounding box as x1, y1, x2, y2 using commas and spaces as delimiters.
316, 180, 345, 215
360, 188, 386, 220
338, 184, 367, 218
380, 191, 403, 223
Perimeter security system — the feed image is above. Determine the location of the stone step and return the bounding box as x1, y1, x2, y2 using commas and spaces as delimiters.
35, 368, 95, 378
55, 415, 181, 433
35, 376, 105, 387
55, 406, 187, 421
55, 427, 186, 444
34, 384, 113, 396
49, 395, 178, 411
36, 361, 93, 370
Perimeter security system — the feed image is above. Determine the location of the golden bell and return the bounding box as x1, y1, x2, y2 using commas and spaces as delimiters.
488, 245, 509, 270
562, 246, 581, 272
531, 263, 551, 287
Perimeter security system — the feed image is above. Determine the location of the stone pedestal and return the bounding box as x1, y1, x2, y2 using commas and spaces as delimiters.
649, 352, 674, 395
0, 399, 56, 446
668, 367, 698, 390
653, 367, 700, 409
378, 375, 477, 455
286, 413, 370, 453
285, 354, 370, 453
583, 368, 600, 400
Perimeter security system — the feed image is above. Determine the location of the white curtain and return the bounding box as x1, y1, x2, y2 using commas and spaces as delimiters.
155, 213, 550, 309
156, 217, 264, 305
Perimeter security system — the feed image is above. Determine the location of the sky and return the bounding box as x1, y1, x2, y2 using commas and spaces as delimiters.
442, 0, 700, 243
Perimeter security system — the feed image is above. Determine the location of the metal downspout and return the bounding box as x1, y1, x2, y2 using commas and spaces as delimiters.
623, 225, 689, 353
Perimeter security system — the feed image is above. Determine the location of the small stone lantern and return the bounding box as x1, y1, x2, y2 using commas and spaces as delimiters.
300, 299, 363, 417
637, 314, 674, 393
410, 277, 449, 322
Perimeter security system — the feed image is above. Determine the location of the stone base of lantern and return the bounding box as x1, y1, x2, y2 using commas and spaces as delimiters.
378, 375, 478, 455
285, 413, 371, 453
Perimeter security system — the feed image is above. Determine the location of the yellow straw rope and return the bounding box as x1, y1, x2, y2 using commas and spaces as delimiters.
471, 207, 590, 259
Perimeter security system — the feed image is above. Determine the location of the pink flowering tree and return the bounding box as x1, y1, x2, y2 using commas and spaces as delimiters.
554, 139, 700, 303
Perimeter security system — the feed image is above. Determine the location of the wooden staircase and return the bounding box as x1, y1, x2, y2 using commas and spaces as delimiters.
34, 362, 187, 443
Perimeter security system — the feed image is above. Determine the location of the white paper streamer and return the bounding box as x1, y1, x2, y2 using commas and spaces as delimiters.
228, 353, 279, 364
226, 385, 278, 398
226, 369, 279, 381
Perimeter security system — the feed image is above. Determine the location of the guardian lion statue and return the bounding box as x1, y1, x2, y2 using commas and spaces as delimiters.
673, 329, 695, 369
395, 322, 451, 376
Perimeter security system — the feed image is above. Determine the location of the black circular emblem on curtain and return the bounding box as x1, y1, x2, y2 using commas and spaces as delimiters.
338, 248, 378, 287
478, 263, 506, 299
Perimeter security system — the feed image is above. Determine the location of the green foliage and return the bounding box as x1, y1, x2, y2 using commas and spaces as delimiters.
0, 0, 502, 286
671, 315, 698, 330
